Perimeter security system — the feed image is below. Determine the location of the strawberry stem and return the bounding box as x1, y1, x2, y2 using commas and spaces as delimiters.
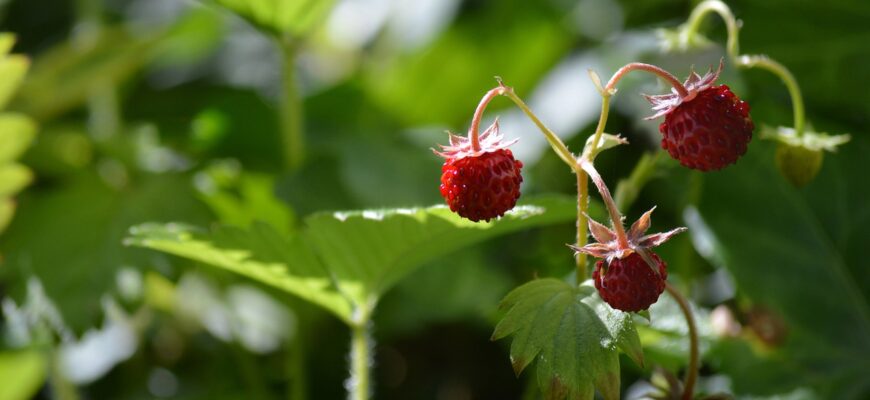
499, 86, 579, 169
736, 55, 806, 136
683, 0, 740, 58
580, 160, 630, 250
605, 63, 689, 98
682, 0, 807, 136
665, 283, 699, 400
468, 86, 506, 152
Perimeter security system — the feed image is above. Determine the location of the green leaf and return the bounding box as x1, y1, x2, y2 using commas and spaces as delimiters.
195, 163, 296, 236
302, 196, 577, 309
0, 113, 36, 163
208, 0, 336, 37
0, 350, 47, 400
128, 196, 578, 324
0, 33, 15, 56
0, 164, 33, 197
492, 278, 642, 400
0, 54, 29, 111
126, 221, 353, 323
692, 137, 870, 397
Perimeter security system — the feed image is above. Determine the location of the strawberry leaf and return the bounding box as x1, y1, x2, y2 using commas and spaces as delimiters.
492, 278, 643, 400
127, 195, 578, 325
208, 0, 336, 37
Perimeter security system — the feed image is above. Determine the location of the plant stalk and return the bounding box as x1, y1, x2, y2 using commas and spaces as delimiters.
665, 282, 699, 400
287, 333, 307, 400
348, 323, 372, 400
467, 87, 504, 152
682, 0, 740, 58
580, 161, 629, 249
604, 63, 688, 98
576, 169, 589, 282
735, 55, 805, 135
279, 37, 305, 170
500, 87, 578, 170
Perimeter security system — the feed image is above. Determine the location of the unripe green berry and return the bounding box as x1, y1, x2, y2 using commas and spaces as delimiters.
775, 143, 823, 188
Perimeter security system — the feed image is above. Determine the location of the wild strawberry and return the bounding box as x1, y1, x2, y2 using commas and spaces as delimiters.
645, 61, 754, 171
571, 207, 686, 312
593, 252, 667, 312
434, 120, 523, 222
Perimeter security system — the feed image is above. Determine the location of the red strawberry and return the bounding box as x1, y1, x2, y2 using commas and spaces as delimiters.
571, 207, 686, 312
645, 61, 753, 171
434, 120, 523, 222
593, 252, 667, 312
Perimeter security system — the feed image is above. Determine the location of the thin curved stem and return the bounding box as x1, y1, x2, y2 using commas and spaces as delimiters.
580, 161, 629, 250
500, 87, 579, 171
468, 87, 506, 152
736, 55, 805, 135
665, 283, 699, 400
683, 0, 740, 59
587, 95, 612, 160
604, 63, 688, 97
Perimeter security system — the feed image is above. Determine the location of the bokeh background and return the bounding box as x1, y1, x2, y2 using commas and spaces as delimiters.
0, 0, 868, 399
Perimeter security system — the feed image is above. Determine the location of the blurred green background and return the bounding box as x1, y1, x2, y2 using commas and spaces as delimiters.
0, 0, 868, 399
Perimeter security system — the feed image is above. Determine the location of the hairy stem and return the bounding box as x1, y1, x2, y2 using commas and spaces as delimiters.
580, 161, 629, 249
279, 37, 305, 170
665, 283, 699, 400
683, 0, 740, 58
604, 63, 688, 97
347, 323, 373, 400
736, 55, 805, 135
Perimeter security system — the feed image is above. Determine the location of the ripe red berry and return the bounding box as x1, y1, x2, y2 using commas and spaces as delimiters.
440, 148, 523, 222
658, 84, 753, 171
645, 61, 754, 171
593, 252, 667, 312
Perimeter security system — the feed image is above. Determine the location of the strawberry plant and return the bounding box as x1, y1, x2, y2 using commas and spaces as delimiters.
0, 1, 865, 399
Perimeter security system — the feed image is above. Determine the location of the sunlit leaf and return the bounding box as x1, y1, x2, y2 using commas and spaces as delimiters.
492, 278, 642, 400
0, 164, 32, 197
0, 113, 36, 164
127, 221, 353, 323
128, 196, 577, 324
0, 350, 47, 400
0, 54, 28, 110
208, 0, 336, 37
302, 196, 577, 309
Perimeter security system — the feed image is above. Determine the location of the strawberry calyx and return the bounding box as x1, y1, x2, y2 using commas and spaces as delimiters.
432, 119, 518, 160
570, 207, 686, 273
643, 59, 724, 120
